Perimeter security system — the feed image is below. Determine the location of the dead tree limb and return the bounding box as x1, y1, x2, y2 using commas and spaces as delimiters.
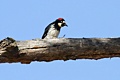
0, 37, 120, 64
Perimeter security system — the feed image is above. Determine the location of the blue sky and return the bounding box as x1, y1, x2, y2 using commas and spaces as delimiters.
0, 0, 120, 80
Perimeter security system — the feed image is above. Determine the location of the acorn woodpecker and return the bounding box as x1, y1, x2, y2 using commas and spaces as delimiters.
42, 18, 68, 39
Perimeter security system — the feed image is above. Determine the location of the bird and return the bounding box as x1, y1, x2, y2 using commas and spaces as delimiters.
42, 18, 68, 39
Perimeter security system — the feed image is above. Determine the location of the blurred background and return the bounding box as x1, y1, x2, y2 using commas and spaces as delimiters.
0, 0, 120, 80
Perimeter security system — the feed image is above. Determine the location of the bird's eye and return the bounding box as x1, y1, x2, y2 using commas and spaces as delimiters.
62, 21, 65, 23
61, 21, 63, 23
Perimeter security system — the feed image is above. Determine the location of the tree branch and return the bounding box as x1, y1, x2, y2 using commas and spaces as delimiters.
0, 37, 120, 64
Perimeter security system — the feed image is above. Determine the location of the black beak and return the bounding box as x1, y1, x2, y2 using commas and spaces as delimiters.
64, 23, 68, 27
66, 24, 68, 27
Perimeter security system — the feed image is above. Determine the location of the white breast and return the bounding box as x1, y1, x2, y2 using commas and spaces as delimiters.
45, 25, 60, 39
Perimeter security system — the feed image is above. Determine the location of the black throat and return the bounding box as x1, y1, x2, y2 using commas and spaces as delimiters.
54, 22, 61, 31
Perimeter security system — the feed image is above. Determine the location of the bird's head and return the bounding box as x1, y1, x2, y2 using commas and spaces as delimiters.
55, 18, 68, 27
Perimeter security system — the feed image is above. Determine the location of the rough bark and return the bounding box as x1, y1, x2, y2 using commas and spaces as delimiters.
0, 37, 120, 64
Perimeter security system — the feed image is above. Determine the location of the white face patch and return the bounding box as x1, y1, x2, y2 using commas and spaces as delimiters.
58, 23, 62, 27
58, 21, 66, 27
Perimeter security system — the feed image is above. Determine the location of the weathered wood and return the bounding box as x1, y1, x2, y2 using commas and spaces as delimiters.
0, 37, 120, 64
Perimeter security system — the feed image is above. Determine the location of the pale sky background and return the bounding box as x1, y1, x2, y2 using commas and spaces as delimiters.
0, 0, 120, 80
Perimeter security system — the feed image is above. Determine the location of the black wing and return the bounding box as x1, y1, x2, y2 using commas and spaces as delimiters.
42, 22, 54, 39
42, 26, 50, 39
42, 21, 55, 39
